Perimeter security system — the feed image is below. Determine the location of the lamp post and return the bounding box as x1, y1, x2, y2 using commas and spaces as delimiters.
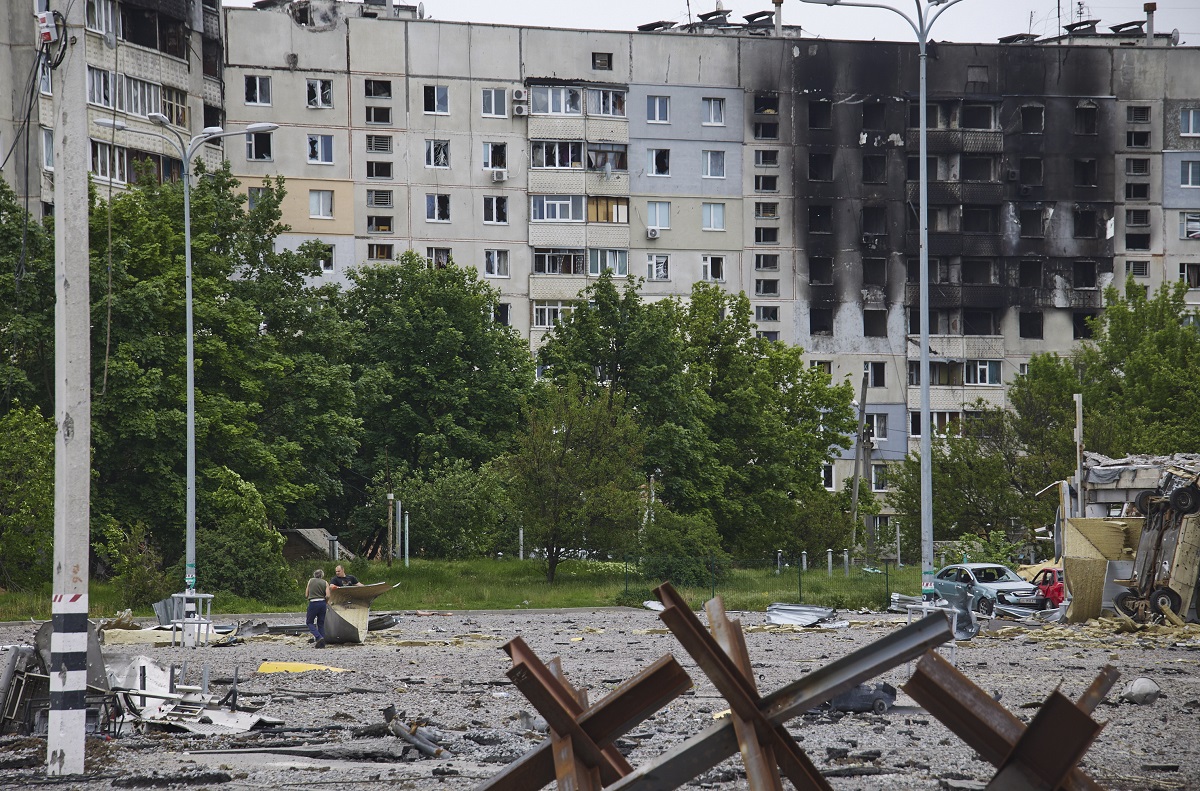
94, 115, 278, 608
797, 0, 966, 599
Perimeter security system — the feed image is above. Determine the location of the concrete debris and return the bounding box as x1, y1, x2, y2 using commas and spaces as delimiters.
100, 610, 141, 631
764, 603, 837, 626
1120, 677, 1161, 705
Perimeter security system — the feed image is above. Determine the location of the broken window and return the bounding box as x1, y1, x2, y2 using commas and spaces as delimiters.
755, 279, 780, 297
863, 155, 887, 184
425, 193, 451, 222
809, 205, 832, 234
201, 36, 219, 77
367, 215, 393, 233
425, 139, 450, 168
1126, 182, 1149, 200
756, 305, 780, 322
423, 85, 449, 114
754, 175, 778, 192
1021, 106, 1044, 133
591, 52, 612, 70
810, 308, 834, 335
756, 254, 779, 271
532, 140, 583, 169
1020, 158, 1043, 185
427, 247, 453, 267
1073, 260, 1097, 288
862, 102, 886, 130
365, 79, 392, 99
366, 160, 392, 179
754, 122, 779, 140
960, 104, 994, 130
862, 206, 887, 235
907, 156, 937, 182
809, 257, 833, 284
1073, 312, 1097, 339
587, 142, 626, 172
534, 249, 586, 275
1181, 212, 1200, 240
865, 361, 886, 387
245, 132, 272, 161
754, 226, 778, 245
366, 106, 392, 124
961, 259, 995, 284
1074, 105, 1098, 135
961, 156, 993, 182
307, 79, 333, 108
1020, 210, 1043, 238
1181, 263, 1200, 288
307, 134, 333, 164
702, 255, 725, 282
1073, 210, 1097, 238
863, 309, 887, 337
755, 149, 779, 167
1126, 130, 1150, 148
962, 208, 997, 233
647, 148, 670, 176
863, 258, 886, 287
754, 94, 779, 115
963, 310, 997, 335
483, 195, 508, 224
368, 244, 394, 262
483, 141, 507, 169
809, 153, 833, 181
1073, 159, 1098, 187
1127, 232, 1151, 250
1126, 158, 1150, 176
485, 250, 510, 278
647, 254, 670, 280
808, 100, 832, 129
1019, 260, 1042, 288
908, 102, 941, 129
1019, 311, 1043, 339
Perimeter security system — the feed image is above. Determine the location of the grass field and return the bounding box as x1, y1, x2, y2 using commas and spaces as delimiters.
0, 558, 923, 621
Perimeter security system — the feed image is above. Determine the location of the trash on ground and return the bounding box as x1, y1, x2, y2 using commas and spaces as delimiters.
764, 602, 839, 627
643, 600, 665, 611
1120, 677, 1161, 705
825, 682, 897, 715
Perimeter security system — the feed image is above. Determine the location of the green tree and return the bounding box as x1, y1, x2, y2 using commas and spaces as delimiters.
0, 179, 55, 411
395, 459, 515, 557
0, 405, 54, 589
502, 380, 644, 582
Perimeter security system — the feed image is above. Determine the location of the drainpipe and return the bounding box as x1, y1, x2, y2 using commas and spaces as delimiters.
774, 0, 783, 36
1145, 3, 1156, 46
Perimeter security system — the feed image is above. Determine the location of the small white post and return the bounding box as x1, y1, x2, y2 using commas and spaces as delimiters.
801, 550, 807, 571
827, 549, 833, 577
403, 510, 409, 568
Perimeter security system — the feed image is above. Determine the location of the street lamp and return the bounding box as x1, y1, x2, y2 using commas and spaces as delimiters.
93, 115, 278, 610
797, 0, 967, 599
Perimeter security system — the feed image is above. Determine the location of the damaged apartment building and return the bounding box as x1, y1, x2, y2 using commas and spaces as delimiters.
0, 0, 225, 216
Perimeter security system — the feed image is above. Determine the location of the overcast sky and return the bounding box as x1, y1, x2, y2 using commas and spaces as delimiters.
225, 1, 1198, 44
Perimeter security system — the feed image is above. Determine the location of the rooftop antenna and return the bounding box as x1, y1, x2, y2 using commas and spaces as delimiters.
686, 0, 693, 24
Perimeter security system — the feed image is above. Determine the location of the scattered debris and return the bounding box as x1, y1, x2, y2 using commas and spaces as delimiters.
826, 682, 897, 715
1120, 677, 1161, 705
382, 704, 450, 757
642, 600, 665, 611
764, 603, 837, 627
255, 661, 352, 674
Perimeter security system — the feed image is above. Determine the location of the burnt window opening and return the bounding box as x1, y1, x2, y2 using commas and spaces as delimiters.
809, 257, 833, 284
755, 149, 779, 167
754, 122, 779, 140
908, 102, 942, 129
810, 307, 834, 335
862, 102, 886, 131
960, 104, 994, 130
1074, 159, 1098, 187
1020, 210, 1043, 238
963, 310, 997, 336
961, 156, 993, 182
907, 256, 948, 284
1073, 312, 1097, 339
962, 207, 997, 233
1126, 232, 1151, 251
1126, 130, 1150, 148
863, 258, 886, 287
1020, 158, 1043, 186
863, 309, 888, 337
862, 206, 887, 235
1074, 260, 1098, 288
907, 156, 937, 182
1021, 106, 1044, 133
863, 155, 887, 184
809, 153, 833, 181
1073, 210, 1098, 238
755, 94, 780, 115
1019, 311, 1043, 339
1126, 182, 1149, 200
202, 37, 220, 78
1127, 105, 1151, 123
962, 258, 995, 284
1075, 105, 1098, 135
809, 100, 832, 129
203, 104, 223, 130
809, 205, 833, 234
1019, 260, 1042, 288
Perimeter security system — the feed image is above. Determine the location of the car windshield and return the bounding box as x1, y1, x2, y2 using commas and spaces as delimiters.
971, 566, 1020, 584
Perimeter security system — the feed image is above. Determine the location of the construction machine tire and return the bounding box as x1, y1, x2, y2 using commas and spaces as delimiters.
1150, 587, 1183, 616
1134, 490, 1154, 515
1169, 486, 1200, 514
1113, 590, 1141, 619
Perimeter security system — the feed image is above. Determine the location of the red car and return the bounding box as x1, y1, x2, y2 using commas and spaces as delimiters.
1032, 567, 1065, 608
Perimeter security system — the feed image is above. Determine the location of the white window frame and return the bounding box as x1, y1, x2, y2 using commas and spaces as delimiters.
86, 0, 116, 35
533, 300, 575, 327
427, 247, 452, 266
483, 195, 508, 225
366, 189, 393, 208
1184, 161, 1200, 188
116, 75, 161, 118
307, 134, 334, 164
41, 127, 53, 171
531, 194, 584, 222
483, 141, 507, 170
246, 132, 273, 161
865, 361, 886, 387
871, 463, 889, 492
484, 249, 510, 278
533, 249, 585, 275
531, 140, 583, 169
309, 189, 334, 219
964, 359, 1002, 385
39, 59, 52, 95
426, 194, 451, 222
530, 86, 582, 116
647, 148, 670, 177
702, 97, 725, 126
822, 464, 835, 491
647, 95, 670, 123
1182, 212, 1200, 240
247, 187, 265, 210
245, 75, 271, 106
423, 85, 449, 115
89, 139, 127, 183
701, 202, 725, 231
1182, 108, 1200, 137
306, 79, 333, 109
87, 67, 113, 108
160, 86, 187, 127
647, 254, 670, 281
588, 249, 628, 277
317, 244, 335, 274
865, 413, 888, 441
425, 139, 450, 168
587, 89, 626, 118
482, 88, 506, 118
702, 150, 726, 179
366, 134, 392, 153
702, 255, 724, 282
647, 201, 670, 229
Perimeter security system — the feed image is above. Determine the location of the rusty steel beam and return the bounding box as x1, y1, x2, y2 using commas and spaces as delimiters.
1075, 665, 1119, 715
986, 692, 1102, 791
476, 649, 692, 791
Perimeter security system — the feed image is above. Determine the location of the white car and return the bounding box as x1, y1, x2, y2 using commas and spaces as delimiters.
933, 563, 1042, 615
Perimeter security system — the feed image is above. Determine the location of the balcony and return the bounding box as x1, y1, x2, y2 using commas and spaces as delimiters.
904, 181, 1006, 204
906, 283, 1010, 309
906, 128, 1003, 154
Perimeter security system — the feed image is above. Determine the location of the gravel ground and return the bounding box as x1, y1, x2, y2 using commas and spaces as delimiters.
1, 607, 1197, 790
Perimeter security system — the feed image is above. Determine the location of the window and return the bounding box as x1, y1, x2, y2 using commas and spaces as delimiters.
41, 128, 53, 170
1126, 209, 1150, 227
309, 189, 333, 218
909, 361, 957, 387
1075, 105, 1098, 135
754, 94, 779, 115
647, 254, 670, 281
39, 60, 51, 95
307, 79, 333, 108
589, 249, 628, 277
90, 140, 127, 182
484, 249, 510, 277
812, 360, 833, 375
534, 249, 585, 275
809, 257, 832, 284
367, 215, 393, 233
1182, 263, 1200, 289
647, 201, 670, 229
531, 195, 584, 221
425, 194, 450, 222
702, 203, 725, 231
961, 104, 994, 130
1073, 210, 1097, 239
532, 140, 583, 169
1019, 311, 1043, 339
753, 122, 779, 140
531, 86, 582, 115
757, 331, 780, 341
1020, 158, 1043, 185
365, 79, 391, 99
1073, 159, 1097, 186
246, 132, 273, 161
755, 279, 780, 297
756, 305, 779, 322
1074, 312, 1097, 340
863, 309, 887, 336
423, 85, 449, 114
482, 88, 506, 117
316, 244, 335, 274
865, 413, 888, 441
1183, 161, 1200, 187
307, 134, 334, 164
1126, 260, 1149, 277
366, 106, 392, 125
1181, 109, 1200, 136
810, 308, 833, 335
1021, 105, 1044, 133
160, 87, 187, 127
247, 187, 265, 210
961, 156, 993, 182
808, 100, 831, 129
755, 227, 779, 245
647, 95, 670, 123
483, 195, 508, 224
822, 464, 835, 490
1127, 232, 1151, 251
809, 205, 832, 234
863, 155, 887, 184
1127, 182, 1149, 200
962, 208, 997, 233
698, 255, 724, 282
87, 67, 113, 108
1020, 210, 1043, 238
755, 150, 779, 168
366, 160, 392, 179
871, 464, 889, 492
368, 243, 394, 261
910, 411, 961, 438
115, 75, 161, 118
86, 0, 116, 34
366, 134, 392, 153
965, 360, 1002, 385
754, 175, 778, 192
482, 142, 507, 170
587, 143, 627, 172
591, 52, 612, 70
427, 248, 452, 267
587, 196, 629, 223
963, 310, 997, 335
1126, 158, 1150, 176
756, 254, 779, 271
805, 152, 832, 181
862, 102, 885, 130
755, 202, 778, 220
587, 89, 626, 117
1127, 105, 1150, 123
425, 139, 450, 168
366, 189, 392, 208
1127, 130, 1150, 148
862, 206, 887, 235
494, 303, 511, 326
862, 258, 886, 287
534, 301, 575, 327
703, 97, 725, 125
961, 259, 995, 285
648, 148, 670, 176
1181, 212, 1200, 240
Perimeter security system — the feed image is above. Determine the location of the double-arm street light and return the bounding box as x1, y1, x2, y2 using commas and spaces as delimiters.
797, 0, 967, 598
94, 114, 278, 607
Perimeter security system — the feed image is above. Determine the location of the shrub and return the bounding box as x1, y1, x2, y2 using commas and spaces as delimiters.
639, 509, 729, 587
94, 520, 174, 609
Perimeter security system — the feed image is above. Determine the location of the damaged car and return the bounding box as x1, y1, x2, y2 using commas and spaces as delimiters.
933, 563, 1042, 615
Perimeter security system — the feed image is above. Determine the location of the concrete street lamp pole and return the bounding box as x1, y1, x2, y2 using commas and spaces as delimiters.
94, 116, 278, 611
797, 0, 967, 598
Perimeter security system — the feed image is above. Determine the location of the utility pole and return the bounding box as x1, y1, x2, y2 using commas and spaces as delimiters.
48, 0, 91, 776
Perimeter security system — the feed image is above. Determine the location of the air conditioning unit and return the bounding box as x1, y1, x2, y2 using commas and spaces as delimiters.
491, 169, 508, 183
512, 104, 529, 117
1019, 185, 1033, 197
647, 227, 661, 239
1005, 169, 1020, 181
512, 87, 529, 102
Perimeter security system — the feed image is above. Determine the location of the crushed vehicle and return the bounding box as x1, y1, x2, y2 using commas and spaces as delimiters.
1031, 567, 1065, 609
933, 563, 1042, 616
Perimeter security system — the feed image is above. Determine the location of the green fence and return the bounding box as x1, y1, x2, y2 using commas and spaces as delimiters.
622, 556, 922, 611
